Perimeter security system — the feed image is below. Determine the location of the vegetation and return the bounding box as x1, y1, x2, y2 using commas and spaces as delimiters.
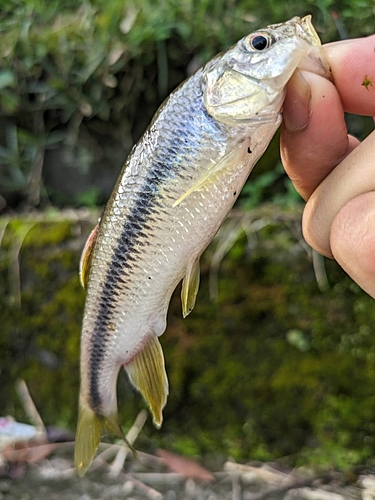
2, 211, 375, 470
0, 0, 373, 208
0, 0, 375, 474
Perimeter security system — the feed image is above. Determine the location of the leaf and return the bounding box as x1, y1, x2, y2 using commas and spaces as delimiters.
76, 50, 106, 83
43, 131, 67, 147
156, 449, 214, 482
0, 70, 16, 89
108, 47, 124, 66
286, 329, 310, 352
102, 74, 118, 88
120, 6, 139, 34
3, 440, 60, 464
0, 89, 20, 113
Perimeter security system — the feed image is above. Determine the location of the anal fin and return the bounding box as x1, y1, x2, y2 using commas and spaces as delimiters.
125, 336, 169, 429
181, 258, 200, 318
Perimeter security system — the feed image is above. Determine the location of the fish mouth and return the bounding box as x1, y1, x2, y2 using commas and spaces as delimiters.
267, 15, 332, 81
298, 46, 332, 81
300, 15, 321, 47
298, 15, 332, 81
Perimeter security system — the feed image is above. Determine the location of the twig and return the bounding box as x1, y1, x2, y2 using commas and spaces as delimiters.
312, 249, 330, 292
248, 479, 315, 500
0, 194, 6, 212
91, 442, 167, 473
209, 205, 304, 301
2, 205, 303, 225
26, 107, 45, 208
331, 11, 349, 40
89, 442, 122, 472
83, 411, 161, 498
108, 409, 148, 477
127, 472, 184, 485
283, 219, 311, 257
224, 462, 290, 484
90, 410, 148, 474
285, 487, 346, 500
136, 451, 167, 468
122, 473, 163, 500
0, 220, 9, 247
8, 223, 35, 308
209, 218, 244, 301
223, 463, 318, 500
231, 470, 242, 500
0, 208, 99, 225
16, 379, 46, 437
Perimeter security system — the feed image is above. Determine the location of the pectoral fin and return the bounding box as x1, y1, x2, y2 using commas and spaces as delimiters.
181, 258, 200, 318
79, 224, 99, 289
172, 141, 247, 207
125, 336, 168, 429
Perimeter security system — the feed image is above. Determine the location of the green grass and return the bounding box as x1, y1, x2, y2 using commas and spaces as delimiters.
0, 0, 373, 208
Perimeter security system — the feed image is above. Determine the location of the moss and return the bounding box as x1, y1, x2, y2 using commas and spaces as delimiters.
1, 212, 375, 468
0, 218, 85, 428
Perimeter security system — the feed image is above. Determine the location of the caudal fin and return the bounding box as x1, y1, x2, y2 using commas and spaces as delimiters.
75, 404, 126, 476
125, 335, 169, 428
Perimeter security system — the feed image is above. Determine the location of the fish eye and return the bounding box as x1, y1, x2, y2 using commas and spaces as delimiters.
248, 33, 272, 51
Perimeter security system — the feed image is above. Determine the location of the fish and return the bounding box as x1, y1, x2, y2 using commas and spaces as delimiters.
75, 15, 330, 476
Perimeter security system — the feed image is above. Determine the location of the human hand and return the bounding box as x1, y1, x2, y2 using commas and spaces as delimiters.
280, 34, 375, 297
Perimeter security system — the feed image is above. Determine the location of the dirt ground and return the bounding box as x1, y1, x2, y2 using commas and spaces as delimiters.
1, 451, 374, 500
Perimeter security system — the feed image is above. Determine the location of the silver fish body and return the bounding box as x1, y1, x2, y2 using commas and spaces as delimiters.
75, 16, 329, 475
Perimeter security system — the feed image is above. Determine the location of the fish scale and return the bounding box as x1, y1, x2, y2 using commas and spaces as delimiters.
75, 16, 331, 476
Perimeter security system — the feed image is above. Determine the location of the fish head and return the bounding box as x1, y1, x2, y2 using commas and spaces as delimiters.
203, 15, 331, 125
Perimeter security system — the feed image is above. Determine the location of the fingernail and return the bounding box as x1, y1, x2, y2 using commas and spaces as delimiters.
282, 70, 312, 133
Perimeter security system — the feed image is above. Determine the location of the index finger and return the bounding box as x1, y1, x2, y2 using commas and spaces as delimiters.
325, 34, 375, 115
280, 34, 375, 201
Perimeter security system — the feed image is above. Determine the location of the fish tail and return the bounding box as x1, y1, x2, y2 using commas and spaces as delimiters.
125, 335, 169, 429
75, 403, 134, 476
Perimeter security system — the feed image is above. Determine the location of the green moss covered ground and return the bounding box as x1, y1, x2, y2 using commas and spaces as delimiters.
1, 210, 375, 470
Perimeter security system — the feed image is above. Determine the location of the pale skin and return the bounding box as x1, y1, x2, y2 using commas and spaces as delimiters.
280, 34, 375, 298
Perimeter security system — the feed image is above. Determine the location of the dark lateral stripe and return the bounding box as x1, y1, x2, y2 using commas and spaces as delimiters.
88, 157, 176, 411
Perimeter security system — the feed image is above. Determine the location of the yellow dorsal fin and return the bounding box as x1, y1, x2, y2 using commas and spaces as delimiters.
79, 224, 99, 289
172, 140, 248, 207
125, 336, 169, 428
181, 258, 200, 318
75, 404, 130, 477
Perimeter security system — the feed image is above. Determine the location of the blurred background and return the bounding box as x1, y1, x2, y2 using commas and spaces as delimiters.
1, 0, 375, 486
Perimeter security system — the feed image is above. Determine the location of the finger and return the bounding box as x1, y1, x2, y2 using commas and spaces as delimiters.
280, 35, 375, 200
302, 130, 375, 257
324, 35, 375, 116
330, 192, 375, 299
280, 70, 359, 200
